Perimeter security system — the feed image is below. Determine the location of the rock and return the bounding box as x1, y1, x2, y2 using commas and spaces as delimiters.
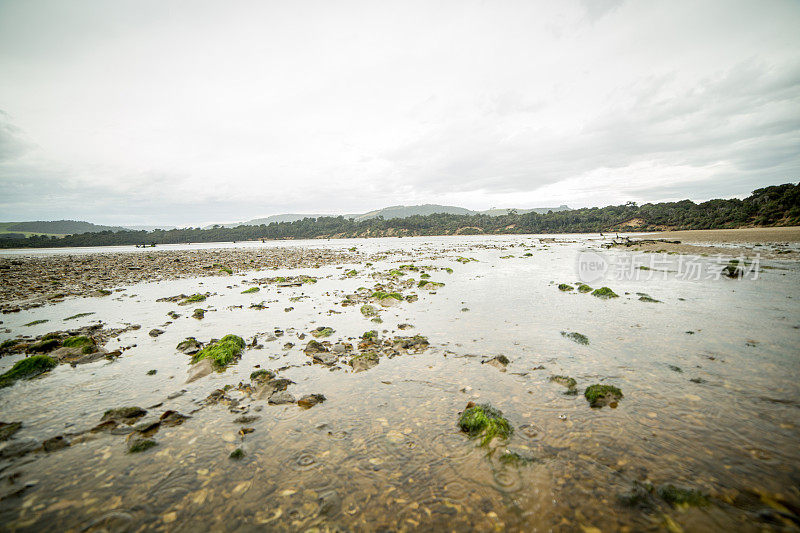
268, 391, 296, 405
297, 394, 326, 409
397, 323, 414, 330
584, 384, 623, 408
159, 410, 190, 426
312, 352, 338, 366
101, 407, 147, 424
186, 358, 214, 383
0, 437, 39, 458
42, 435, 69, 452
233, 415, 260, 424
0, 421, 22, 441
149, 329, 165, 337
192, 308, 205, 319
303, 340, 328, 354
349, 352, 379, 372
176, 337, 202, 355
127, 437, 157, 453
484, 355, 509, 370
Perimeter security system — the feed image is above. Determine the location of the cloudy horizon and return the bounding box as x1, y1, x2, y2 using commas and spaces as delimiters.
1, 0, 799, 227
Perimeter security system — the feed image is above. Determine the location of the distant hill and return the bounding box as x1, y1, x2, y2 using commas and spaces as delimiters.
222, 204, 571, 228
121, 225, 177, 231
0, 220, 127, 235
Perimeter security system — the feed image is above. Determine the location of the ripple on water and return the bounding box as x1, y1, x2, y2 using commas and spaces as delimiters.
428, 431, 477, 461
291, 449, 320, 471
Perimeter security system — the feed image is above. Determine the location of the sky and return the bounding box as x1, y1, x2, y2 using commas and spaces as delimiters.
0, 0, 798, 227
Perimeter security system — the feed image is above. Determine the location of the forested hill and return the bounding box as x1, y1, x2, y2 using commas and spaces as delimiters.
1, 183, 797, 249
0, 220, 127, 235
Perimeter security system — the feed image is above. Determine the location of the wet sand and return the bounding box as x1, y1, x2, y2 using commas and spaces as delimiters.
651, 226, 800, 243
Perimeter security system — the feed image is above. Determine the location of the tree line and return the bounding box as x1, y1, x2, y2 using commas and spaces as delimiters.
1, 182, 797, 249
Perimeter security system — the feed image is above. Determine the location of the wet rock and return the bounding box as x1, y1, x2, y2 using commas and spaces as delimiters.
159, 410, 190, 426
303, 340, 328, 354
42, 435, 69, 452
127, 437, 157, 453
392, 335, 429, 351
397, 323, 414, 330
101, 407, 147, 424
176, 337, 202, 355
268, 391, 296, 405
192, 308, 205, 319
549, 376, 577, 396
0, 421, 22, 441
297, 394, 326, 409
312, 352, 338, 366
149, 329, 165, 337
349, 352, 379, 372
0, 355, 58, 388
230, 448, 245, 459
233, 415, 260, 424
483, 355, 510, 370
0, 437, 39, 458
186, 358, 214, 383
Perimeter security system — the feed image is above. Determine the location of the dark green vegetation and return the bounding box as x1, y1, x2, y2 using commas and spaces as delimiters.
250, 369, 275, 381
0, 355, 57, 388
371, 291, 402, 301
458, 403, 513, 446
557, 283, 573, 291
577, 284, 593, 293
4, 183, 796, 248
191, 335, 245, 368
62, 335, 95, 349
182, 293, 207, 303
23, 319, 48, 327
561, 331, 589, 345
584, 384, 623, 408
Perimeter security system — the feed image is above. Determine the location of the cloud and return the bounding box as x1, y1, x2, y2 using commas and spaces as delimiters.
0, 0, 798, 224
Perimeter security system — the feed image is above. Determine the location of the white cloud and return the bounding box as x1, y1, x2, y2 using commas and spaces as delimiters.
0, 0, 798, 225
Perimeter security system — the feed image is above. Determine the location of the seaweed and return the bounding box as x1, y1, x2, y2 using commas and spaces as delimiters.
191, 334, 245, 368
0, 355, 57, 388
584, 384, 623, 408
561, 331, 589, 345
458, 403, 513, 446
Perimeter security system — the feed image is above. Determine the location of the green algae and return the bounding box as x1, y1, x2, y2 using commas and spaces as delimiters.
64, 312, 95, 321
250, 369, 275, 381
0, 355, 57, 388
241, 287, 260, 294
230, 448, 245, 459
458, 403, 513, 446
371, 291, 402, 301
62, 335, 95, 349
584, 384, 623, 408
549, 375, 578, 394
360, 304, 378, 317
191, 334, 245, 368
182, 293, 207, 303
577, 284, 593, 293
557, 284, 574, 291
561, 331, 589, 345
657, 485, 710, 507
311, 327, 334, 338
30, 338, 60, 352
128, 438, 157, 453
592, 287, 619, 299
23, 319, 49, 327
361, 330, 378, 341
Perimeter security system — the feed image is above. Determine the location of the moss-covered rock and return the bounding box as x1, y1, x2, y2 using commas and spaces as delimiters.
458, 403, 513, 446
592, 287, 619, 299
311, 327, 335, 338
557, 284, 574, 291
230, 447, 245, 459
62, 335, 95, 349
577, 284, 593, 293
349, 351, 379, 372
499, 450, 536, 466
29, 338, 61, 353
128, 438, 157, 453
250, 369, 275, 382
101, 406, 147, 424
0, 355, 58, 388
191, 335, 245, 368
179, 293, 207, 305
371, 291, 403, 301
241, 287, 260, 294
584, 384, 623, 408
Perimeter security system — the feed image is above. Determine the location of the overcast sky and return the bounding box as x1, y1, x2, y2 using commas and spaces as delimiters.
0, 0, 798, 226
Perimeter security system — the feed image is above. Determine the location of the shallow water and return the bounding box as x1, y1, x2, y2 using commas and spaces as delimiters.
0, 235, 798, 531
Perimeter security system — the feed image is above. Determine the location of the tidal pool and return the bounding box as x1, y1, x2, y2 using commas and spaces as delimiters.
0, 235, 798, 531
